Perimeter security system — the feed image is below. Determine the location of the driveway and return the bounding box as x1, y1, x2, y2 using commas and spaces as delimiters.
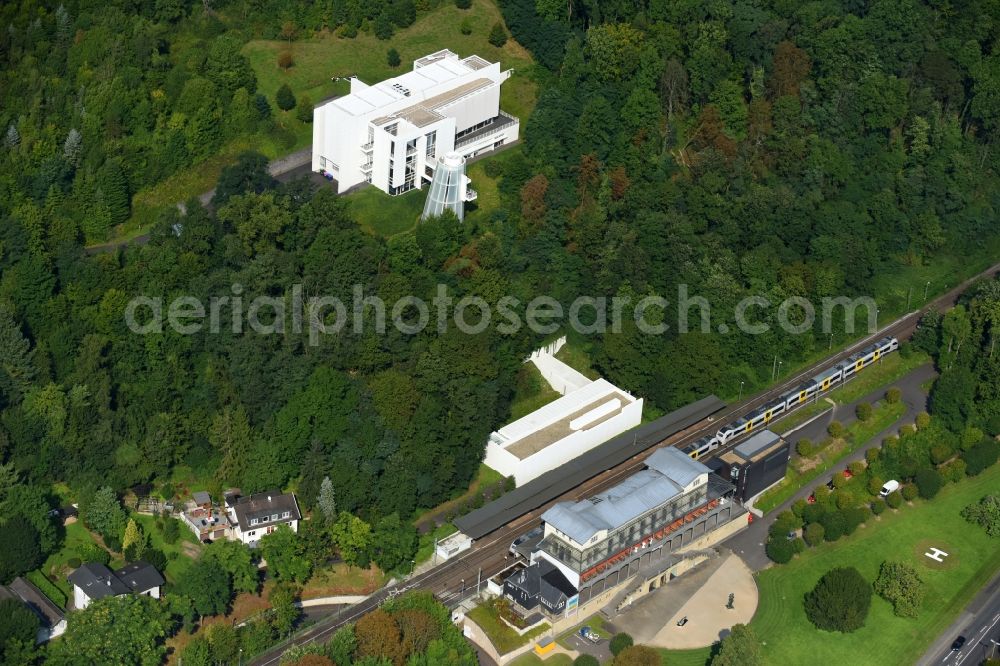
725, 362, 937, 571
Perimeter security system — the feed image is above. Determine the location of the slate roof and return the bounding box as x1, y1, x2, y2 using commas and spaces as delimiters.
68, 561, 163, 601
192, 491, 212, 505
232, 491, 301, 533
541, 447, 711, 545
504, 560, 577, 608
68, 563, 130, 600
114, 561, 164, 594
0, 577, 64, 628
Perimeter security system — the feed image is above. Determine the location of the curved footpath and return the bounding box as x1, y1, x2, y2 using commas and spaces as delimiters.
724, 362, 937, 571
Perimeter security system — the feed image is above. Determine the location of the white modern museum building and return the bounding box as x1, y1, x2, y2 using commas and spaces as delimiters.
312, 49, 519, 197
484, 378, 643, 487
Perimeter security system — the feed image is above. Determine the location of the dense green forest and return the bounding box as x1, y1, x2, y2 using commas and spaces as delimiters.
1, 0, 999, 547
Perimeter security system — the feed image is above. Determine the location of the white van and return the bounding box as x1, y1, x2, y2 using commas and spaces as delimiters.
880, 480, 900, 497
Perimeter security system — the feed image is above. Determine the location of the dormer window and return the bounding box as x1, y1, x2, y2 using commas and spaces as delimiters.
249, 518, 258, 526
282, 511, 290, 519
271, 514, 279, 521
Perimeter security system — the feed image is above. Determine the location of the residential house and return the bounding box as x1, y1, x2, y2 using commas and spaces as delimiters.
68, 561, 163, 610
502, 559, 577, 619
224, 490, 301, 547
0, 577, 67, 642
181, 491, 231, 542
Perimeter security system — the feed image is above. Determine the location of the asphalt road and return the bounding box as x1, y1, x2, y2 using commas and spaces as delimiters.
250, 265, 1000, 665
918, 571, 1000, 666
724, 362, 936, 571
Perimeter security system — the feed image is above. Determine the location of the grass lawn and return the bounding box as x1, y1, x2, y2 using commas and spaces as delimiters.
132, 513, 202, 584
509, 654, 574, 666
554, 341, 602, 382
242, 0, 538, 127
756, 400, 907, 513
300, 562, 388, 599
748, 462, 1000, 666
39, 519, 102, 603
655, 646, 714, 666
412, 522, 459, 569
465, 147, 522, 225
467, 602, 550, 655
510, 362, 562, 421
345, 185, 425, 237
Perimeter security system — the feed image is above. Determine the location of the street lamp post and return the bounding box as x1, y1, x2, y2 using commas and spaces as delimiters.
924, 281, 931, 300
829, 332, 833, 351
738, 381, 744, 401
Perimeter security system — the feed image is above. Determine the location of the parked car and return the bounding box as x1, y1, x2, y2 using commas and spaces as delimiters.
578, 627, 600, 643
951, 636, 966, 651
880, 480, 901, 497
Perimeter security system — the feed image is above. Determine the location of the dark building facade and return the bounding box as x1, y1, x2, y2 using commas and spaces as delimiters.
712, 429, 790, 502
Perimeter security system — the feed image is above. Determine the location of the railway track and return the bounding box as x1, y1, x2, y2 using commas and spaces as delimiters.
252, 261, 1000, 664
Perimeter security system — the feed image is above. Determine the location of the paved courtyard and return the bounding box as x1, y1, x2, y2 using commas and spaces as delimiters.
607, 552, 758, 649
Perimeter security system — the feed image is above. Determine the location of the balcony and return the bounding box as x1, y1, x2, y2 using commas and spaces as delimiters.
361, 161, 373, 172
465, 188, 478, 202
454, 111, 519, 149
361, 142, 374, 152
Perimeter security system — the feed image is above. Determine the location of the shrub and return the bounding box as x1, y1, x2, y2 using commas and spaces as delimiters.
885, 387, 902, 404
79, 543, 111, 565
802, 503, 826, 525
914, 468, 943, 499
791, 538, 806, 554
843, 507, 869, 535
901, 484, 918, 501
162, 518, 180, 545
67, 556, 82, 569
871, 498, 887, 515
374, 13, 394, 39
930, 443, 954, 465
835, 491, 855, 510
828, 421, 845, 439
791, 499, 808, 518
856, 403, 873, 421
866, 448, 880, 464
868, 476, 885, 495
873, 560, 924, 618
915, 412, 931, 429
488, 22, 508, 47
821, 511, 847, 541
765, 537, 795, 563
942, 459, 967, 483
575, 656, 601, 666
848, 461, 866, 477
160, 484, 175, 500
387, 48, 401, 68
899, 424, 917, 437
339, 23, 358, 38
770, 510, 802, 537
455, 0, 471, 8
886, 491, 903, 509
276, 84, 296, 111
804, 567, 872, 633
460, 18, 472, 35
296, 95, 313, 123
883, 435, 899, 450
804, 522, 825, 547
962, 439, 1000, 476
796, 438, 814, 457
832, 472, 848, 489
609, 632, 633, 656
144, 548, 167, 572
961, 495, 1000, 537
278, 51, 293, 69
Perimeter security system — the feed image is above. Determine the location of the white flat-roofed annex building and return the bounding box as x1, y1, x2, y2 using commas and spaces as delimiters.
484, 378, 643, 487
312, 49, 519, 197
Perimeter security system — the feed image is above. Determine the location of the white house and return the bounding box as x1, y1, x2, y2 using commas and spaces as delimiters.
68, 561, 163, 610
484, 378, 643, 487
224, 490, 301, 547
312, 49, 519, 197
0, 577, 67, 642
